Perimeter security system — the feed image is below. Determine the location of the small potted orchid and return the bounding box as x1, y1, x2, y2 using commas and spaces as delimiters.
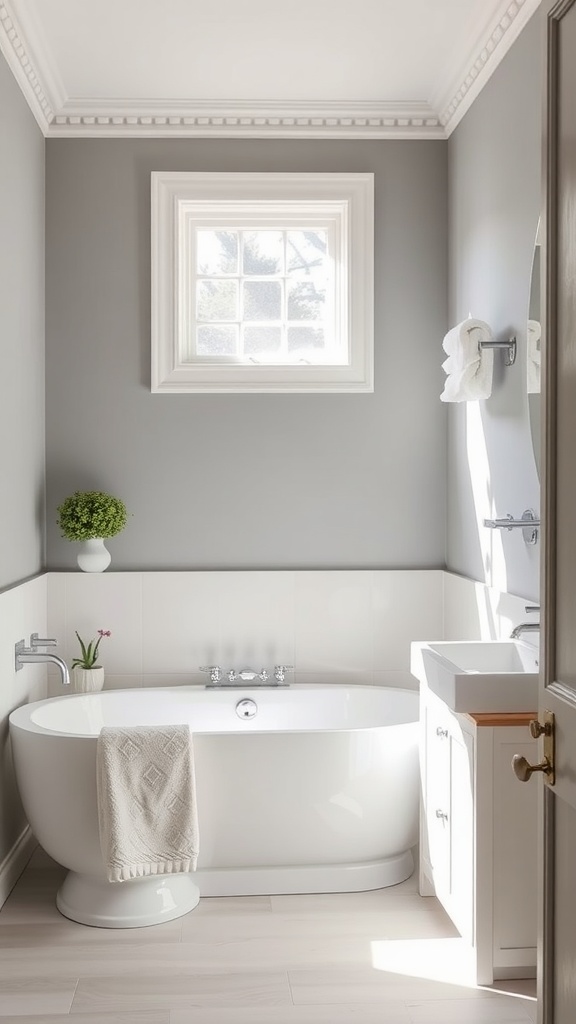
70, 629, 111, 693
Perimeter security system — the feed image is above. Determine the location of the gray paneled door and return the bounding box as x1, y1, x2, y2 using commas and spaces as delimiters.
537, 1, 576, 1021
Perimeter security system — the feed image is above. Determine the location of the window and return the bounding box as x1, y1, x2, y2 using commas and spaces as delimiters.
151, 172, 373, 393
194, 228, 336, 364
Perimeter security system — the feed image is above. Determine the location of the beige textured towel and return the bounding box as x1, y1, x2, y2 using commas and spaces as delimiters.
96, 724, 199, 883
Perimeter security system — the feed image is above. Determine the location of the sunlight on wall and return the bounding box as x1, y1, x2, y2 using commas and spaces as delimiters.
471, 579, 527, 640
443, 573, 533, 642
466, 402, 509, 595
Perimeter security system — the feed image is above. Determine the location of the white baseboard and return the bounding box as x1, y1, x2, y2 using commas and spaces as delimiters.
0, 826, 37, 908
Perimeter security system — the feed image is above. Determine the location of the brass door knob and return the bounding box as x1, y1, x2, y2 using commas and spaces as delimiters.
512, 711, 555, 786
529, 719, 552, 739
512, 753, 552, 782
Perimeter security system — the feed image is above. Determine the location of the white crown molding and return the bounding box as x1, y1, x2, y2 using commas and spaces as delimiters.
5, 0, 67, 107
435, 0, 542, 137
49, 100, 444, 139
0, 1, 53, 132
0, 0, 542, 140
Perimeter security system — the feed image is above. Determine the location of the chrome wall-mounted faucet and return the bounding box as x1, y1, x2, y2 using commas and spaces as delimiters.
510, 622, 540, 639
510, 604, 541, 640
15, 637, 70, 686
483, 509, 540, 545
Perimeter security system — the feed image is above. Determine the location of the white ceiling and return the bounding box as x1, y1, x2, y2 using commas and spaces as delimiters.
0, 0, 541, 138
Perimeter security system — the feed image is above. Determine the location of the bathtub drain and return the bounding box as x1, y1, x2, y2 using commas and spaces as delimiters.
236, 698, 258, 719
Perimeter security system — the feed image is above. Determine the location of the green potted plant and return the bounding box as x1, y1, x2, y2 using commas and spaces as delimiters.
70, 628, 111, 692
57, 490, 129, 572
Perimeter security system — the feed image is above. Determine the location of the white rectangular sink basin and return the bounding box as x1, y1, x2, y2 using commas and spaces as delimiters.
410, 640, 539, 713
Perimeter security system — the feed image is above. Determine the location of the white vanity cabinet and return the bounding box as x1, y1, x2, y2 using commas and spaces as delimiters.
419, 683, 538, 985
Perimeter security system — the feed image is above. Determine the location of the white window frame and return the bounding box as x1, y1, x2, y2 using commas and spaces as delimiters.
151, 171, 374, 393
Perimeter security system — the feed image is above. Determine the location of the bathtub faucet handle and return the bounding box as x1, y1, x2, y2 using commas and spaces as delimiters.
273, 664, 294, 684
29, 632, 57, 648
200, 665, 225, 684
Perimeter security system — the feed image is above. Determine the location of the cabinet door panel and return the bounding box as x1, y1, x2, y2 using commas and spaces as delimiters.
448, 728, 475, 942
423, 704, 451, 894
493, 734, 538, 952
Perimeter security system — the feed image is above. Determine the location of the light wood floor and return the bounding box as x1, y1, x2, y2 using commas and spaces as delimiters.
0, 849, 537, 1022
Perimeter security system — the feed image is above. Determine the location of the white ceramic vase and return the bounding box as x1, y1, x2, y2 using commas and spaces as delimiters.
71, 666, 105, 693
77, 538, 111, 573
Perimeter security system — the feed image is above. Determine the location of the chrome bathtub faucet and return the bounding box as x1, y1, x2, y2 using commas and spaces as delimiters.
200, 665, 293, 687
233, 669, 270, 683
15, 637, 71, 686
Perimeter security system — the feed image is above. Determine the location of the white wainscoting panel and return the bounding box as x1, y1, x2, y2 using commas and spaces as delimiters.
47, 570, 448, 692
45, 569, 537, 695
442, 572, 534, 641
0, 574, 48, 892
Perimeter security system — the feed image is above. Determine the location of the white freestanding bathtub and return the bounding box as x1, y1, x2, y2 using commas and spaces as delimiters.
10, 684, 419, 928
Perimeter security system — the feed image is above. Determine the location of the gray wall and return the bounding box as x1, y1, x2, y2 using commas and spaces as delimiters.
0, 52, 45, 589
45, 139, 447, 570
0, 51, 45, 871
447, 12, 543, 601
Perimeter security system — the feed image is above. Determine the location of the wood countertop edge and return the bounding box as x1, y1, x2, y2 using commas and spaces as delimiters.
464, 711, 537, 727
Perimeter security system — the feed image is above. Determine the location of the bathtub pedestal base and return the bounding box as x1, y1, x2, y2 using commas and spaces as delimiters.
56, 871, 200, 928
195, 848, 415, 897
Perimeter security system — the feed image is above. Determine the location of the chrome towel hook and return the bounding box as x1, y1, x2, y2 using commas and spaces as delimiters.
478, 336, 517, 366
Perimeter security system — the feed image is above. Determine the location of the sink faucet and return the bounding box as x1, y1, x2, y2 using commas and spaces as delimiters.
15, 638, 71, 686
510, 622, 540, 639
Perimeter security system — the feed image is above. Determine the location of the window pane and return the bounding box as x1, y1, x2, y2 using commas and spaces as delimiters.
287, 280, 326, 321
197, 325, 238, 356
243, 280, 282, 320
242, 231, 283, 275
197, 279, 238, 321
243, 326, 282, 355
287, 231, 327, 276
287, 326, 325, 355
197, 230, 238, 274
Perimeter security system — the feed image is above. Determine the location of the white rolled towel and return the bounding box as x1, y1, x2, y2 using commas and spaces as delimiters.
440, 318, 494, 402
527, 319, 541, 394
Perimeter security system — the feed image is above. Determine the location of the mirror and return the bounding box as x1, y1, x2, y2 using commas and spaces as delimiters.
527, 223, 542, 476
